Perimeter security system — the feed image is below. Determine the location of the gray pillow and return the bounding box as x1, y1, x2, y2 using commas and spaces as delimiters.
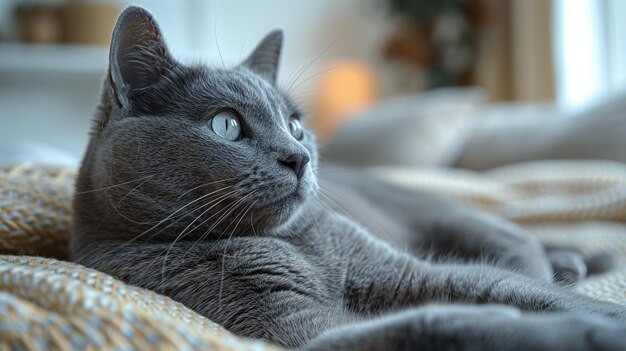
321, 88, 485, 167
457, 91, 626, 170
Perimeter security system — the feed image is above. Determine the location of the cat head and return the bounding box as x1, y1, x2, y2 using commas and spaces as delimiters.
75, 6, 318, 241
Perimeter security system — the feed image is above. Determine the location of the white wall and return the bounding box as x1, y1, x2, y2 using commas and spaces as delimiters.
147, 0, 390, 99
0, 0, 390, 157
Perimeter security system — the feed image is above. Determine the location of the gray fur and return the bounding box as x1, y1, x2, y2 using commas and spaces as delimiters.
71, 7, 626, 350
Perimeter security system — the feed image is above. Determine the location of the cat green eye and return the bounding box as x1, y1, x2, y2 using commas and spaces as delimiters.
211, 111, 242, 141
289, 118, 304, 140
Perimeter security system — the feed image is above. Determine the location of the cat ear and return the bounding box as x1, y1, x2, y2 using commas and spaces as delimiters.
242, 29, 284, 85
108, 6, 173, 106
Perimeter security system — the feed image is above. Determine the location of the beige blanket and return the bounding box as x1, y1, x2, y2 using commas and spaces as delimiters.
1, 161, 625, 349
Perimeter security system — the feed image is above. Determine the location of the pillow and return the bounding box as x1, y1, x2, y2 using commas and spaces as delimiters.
321, 88, 485, 167
457, 91, 626, 170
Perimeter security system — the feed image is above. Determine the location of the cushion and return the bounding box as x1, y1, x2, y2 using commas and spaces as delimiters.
457, 91, 626, 170
321, 88, 485, 167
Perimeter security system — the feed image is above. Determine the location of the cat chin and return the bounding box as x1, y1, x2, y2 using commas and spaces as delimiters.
219, 178, 317, 235
250, 191, 314, 235
263, 203, 307, 236
255, 175, 317, 207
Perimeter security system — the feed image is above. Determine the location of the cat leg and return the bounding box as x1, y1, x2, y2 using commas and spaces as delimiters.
422, 263, 626, 318
339, 230, 626, 319
320, 164, 554, 280
304, 304, 626, 351
412, 211, 554, 281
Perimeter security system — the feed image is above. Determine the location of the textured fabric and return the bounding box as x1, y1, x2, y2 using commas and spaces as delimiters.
372, 160, 626, 223
0, 256, 276, 350
0, 163, 73, 259
2, 161, 626, 349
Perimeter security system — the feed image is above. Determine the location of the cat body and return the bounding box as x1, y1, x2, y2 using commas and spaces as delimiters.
71, 7, 626, 350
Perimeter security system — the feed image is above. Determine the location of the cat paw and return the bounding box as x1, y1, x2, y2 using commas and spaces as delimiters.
414, 305, 626, 351
547, 248, 615, 286
304, 305, 626, 351
548, 313, 626, 351
549, 249, 587, 284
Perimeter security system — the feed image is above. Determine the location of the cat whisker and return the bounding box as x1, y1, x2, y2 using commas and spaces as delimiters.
238, 27, 253, 64
168, 188, 243, 244
147, 191, 243, 252
161, 192, 258, 279
305, 200, 322, 233
316, 188, 404, 281
159, 190, 250, 272
110, 193, 206, 226
172, 191, 254, 265
288, 64, 350, 95
124, 185, 239, 245
181, 191, 256, 261
217, 198, 258, 311
214, 20, 226, 69
176, 177, 236, 200
95, 175, 154, 230
109, 188, 221, 227
74, 174, 156, 195
282, 37, 341, 94
318, 186, 397, 249
217, 193, 258, 240
200, 192, 256, 242
132, 128, 142, 164
82, 172, 159, 241
105, 174, 181, 226
249, 210, 262, 238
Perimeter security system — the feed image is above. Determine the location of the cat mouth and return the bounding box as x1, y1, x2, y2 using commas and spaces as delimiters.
259, 190, 298, 207
256, 184, 307, 208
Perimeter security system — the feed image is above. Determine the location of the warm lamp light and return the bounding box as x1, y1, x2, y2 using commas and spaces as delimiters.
310, 60, 377, 141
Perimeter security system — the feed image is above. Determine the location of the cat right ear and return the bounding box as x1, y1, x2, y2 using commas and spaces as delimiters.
108, 6, 173, 107
242, 29, 284, 85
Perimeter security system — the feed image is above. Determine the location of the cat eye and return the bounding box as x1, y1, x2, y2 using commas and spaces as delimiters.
211, 111, 242, 141
288, 117, 304, 140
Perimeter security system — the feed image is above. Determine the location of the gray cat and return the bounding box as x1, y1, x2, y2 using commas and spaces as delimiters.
71, 7, 626, 350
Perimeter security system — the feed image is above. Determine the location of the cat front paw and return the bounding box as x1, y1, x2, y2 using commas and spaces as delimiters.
547, 248, 615, 286
413, 305, 626, 351
540, 312, 626, 351
304, 305, 626, 351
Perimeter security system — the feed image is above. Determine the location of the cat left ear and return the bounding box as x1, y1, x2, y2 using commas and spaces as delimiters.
108, 6, 173, 107
242, 29, 284, 85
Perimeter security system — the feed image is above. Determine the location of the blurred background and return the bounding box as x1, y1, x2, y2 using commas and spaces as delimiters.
1, 0, 626, 168
4, 0, 626, 308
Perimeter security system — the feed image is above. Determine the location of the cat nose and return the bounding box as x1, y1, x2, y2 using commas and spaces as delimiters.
279, 153, 310, 179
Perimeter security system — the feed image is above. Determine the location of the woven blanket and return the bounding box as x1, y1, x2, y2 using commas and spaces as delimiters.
2, 161, 626, 349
